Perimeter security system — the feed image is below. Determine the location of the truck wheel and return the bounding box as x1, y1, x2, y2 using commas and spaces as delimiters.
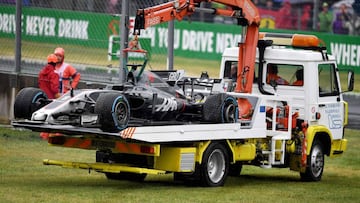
14, 87, 48, 119
199, 143, 229, 187
203, 93, 238, 123
300, 140, 324, 181
95, 93, 130, 132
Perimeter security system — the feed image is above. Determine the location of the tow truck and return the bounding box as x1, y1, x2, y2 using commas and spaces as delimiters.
12, 0, 354, 187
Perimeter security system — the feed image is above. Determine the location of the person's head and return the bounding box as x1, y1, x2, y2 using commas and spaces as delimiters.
283, 0, 291, 8
296, 69, 303, 81
322, 2, 329, 11
47, 54, 58, 67
340, 3, 348, 13
303, 4, 311, 12
266, 0, 273, 9
54, 47, 65, 63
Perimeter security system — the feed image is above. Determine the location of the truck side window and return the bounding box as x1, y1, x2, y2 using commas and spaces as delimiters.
224, 61, 258, 83
318, 64, 339, 97
224, 61, 237, 82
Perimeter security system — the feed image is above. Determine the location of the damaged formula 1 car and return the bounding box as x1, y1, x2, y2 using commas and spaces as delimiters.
13, 67, 238, 133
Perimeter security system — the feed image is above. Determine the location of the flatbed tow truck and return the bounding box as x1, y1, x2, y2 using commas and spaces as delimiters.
12, 0, 354, 187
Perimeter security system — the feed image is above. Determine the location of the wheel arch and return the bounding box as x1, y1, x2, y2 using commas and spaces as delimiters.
306, 126, 332, 156
196, 140, 232, 164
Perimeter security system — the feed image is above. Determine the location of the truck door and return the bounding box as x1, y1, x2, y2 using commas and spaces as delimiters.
317, 63, 344, 139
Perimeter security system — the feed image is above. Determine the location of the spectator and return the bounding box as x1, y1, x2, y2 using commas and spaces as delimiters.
265, 0, 275, 10
266, 64, 289, 85
351, 0, 360, 35
54, 47, 81, 95
333, 3, 352, 34
318, 2, 333, 33
276, 0, 294, 30
38, 54, 60, 99
107, 0, 119, 14
252, 0, 261, 6
301, 4, 312, 30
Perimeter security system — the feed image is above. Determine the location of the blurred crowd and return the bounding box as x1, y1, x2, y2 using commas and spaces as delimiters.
0, 0, 359, 35
252, 0, 360, 35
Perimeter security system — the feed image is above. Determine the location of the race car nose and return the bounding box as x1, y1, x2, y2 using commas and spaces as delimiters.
32, 112, 47, 121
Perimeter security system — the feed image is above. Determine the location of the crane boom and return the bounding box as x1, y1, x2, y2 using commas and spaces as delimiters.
134, 0, 260, 93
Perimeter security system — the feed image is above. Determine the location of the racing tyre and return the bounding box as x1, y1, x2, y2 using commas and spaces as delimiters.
199, 142, 229, 187
203, 93, 238, 123
300, 140, 324, 181
95, 93, 130, 132
14, 87, 48, 119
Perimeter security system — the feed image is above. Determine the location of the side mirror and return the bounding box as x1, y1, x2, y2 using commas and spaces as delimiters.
347, 70, 354, 91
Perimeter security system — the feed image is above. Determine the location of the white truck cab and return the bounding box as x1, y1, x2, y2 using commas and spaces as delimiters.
220, 34, 353, 166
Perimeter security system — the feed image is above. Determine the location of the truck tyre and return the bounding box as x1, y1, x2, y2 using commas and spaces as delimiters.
203, 93, 238, 123
14, 87, 48, 119
300, 140, 324, 181
95, 93, 130, 132
199, 142, 229, 187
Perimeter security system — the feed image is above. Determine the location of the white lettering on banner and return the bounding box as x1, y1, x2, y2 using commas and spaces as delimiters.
182, 30, 213, 52
216, 33, 241, 53
330, 42, 360, 67
58, 18, 89, 40
157, 27, 180, 49
26, 16, 56, 36
0, 13, 16, 34
158, 27, 167, 48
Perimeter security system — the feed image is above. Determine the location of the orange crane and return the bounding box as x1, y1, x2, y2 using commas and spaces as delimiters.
134, 0, 260, 94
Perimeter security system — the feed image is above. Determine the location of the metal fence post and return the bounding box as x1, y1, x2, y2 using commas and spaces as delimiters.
15, 0, 22, 75
119, 0, 129, 84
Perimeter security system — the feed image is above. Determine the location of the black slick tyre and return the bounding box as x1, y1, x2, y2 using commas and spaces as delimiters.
95, 93, 130, 132
14, 87, 48, 119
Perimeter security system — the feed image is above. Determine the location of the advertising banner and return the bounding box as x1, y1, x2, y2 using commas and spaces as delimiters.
0, 5, 359, 70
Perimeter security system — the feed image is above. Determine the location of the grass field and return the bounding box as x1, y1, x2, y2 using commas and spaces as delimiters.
0, 126, 359, 203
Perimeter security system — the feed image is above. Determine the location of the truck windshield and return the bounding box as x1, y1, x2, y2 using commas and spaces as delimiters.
265, 63, 304, 86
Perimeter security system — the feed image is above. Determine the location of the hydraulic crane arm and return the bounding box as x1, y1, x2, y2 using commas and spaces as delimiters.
134, 0, 260, 93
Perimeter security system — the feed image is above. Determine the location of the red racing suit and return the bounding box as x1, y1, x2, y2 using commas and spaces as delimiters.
38, 64, 59, 99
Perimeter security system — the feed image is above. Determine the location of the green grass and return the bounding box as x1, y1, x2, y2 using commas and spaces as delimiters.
0, 126, 359, 202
